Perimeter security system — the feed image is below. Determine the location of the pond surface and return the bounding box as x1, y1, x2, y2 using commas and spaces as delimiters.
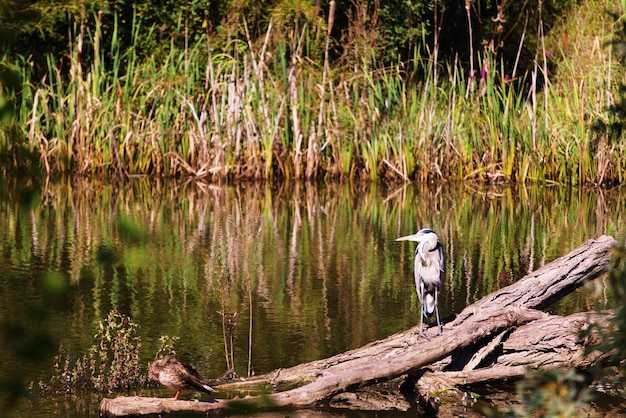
0, 178, 624, 417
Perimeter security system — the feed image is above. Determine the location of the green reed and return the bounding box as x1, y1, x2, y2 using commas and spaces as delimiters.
3, 1, 625, 184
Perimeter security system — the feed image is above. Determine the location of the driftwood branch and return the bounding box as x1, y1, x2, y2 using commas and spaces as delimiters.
100, 235, 616, 417
416, 311, 613, 393
331, 310, 614, 412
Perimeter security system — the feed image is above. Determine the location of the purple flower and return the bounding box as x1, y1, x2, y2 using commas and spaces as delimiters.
504, 74, 510, 83
481, 67, 487, 80
546, 51, 552, 59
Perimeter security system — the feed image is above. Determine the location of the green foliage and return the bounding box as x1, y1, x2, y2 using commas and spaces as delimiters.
0, 1, 578, 72
377, 0, 431, 58
466, 0, 579, 68
603, 1, 626, 144
515, 369, 593, 417
39, 310, 146, 394
154, 335, 180, 359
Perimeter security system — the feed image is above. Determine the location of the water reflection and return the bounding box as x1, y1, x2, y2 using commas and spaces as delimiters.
0, 178, 624, 417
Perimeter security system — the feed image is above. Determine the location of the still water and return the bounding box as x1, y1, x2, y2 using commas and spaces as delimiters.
0, 178, 624, 417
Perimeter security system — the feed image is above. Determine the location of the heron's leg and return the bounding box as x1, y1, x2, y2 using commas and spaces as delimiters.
435, 292, 442, 336
435, 306, 442, 336
173, 390, 181, 401
417, 283, 429, 340
418, 303, 430, 340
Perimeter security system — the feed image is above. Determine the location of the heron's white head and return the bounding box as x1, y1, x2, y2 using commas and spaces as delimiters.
395, 228, 439, 243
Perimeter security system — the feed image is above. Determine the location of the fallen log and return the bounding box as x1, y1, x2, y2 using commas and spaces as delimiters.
100, 235, 616, 417
328, 311, 613, 412
99, 396, 222, 416
409, 310, 614, 394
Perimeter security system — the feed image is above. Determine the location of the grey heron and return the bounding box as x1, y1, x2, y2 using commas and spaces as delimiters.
396, 228, 444, 339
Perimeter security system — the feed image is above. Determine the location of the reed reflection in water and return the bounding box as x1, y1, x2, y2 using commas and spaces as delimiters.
0, 178, 623, 417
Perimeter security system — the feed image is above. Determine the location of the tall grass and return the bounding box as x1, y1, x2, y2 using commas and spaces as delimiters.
2, 0, 625, 184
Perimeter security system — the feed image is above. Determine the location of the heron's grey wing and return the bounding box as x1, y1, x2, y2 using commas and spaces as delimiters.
437, 243, 444, 273
435, 243, 444, 293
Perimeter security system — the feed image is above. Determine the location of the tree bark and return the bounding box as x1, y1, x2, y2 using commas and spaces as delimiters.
414, 311, 613, 394
100, 235, 616, 417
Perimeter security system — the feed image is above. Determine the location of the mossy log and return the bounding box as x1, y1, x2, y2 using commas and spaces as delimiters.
100, 235, 616, 417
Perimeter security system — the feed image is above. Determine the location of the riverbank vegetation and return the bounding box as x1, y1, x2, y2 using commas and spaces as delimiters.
0, 1, 624, 184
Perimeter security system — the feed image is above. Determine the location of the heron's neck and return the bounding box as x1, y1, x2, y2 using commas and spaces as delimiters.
417, 241, 434, 259
420, 240, 436, 252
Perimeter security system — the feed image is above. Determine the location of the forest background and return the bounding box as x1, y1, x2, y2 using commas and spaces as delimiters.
0, 0, 625, 185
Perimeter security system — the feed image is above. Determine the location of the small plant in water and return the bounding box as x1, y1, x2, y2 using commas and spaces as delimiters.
153, 335, 180, 359
39, 309, 146, 395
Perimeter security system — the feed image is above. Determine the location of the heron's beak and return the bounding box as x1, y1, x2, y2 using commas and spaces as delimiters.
396, 231, 425, 242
